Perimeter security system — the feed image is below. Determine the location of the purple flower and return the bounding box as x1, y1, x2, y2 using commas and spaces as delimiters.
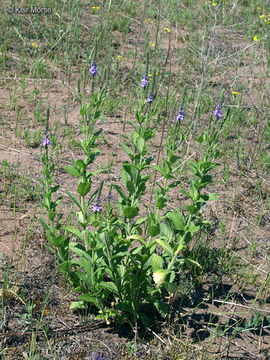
176, 106, 185, 121
91, 352, 103, 360
146, 93, 154, 104
42, 131, 51, 147
106, 192, 112, 200
93, 200, 101, 212
90, 62, 98, 76
141, 74, 149, 88
213, 105, 222, 121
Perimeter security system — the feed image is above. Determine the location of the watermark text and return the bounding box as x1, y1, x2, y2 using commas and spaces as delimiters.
7, 6, 52, 14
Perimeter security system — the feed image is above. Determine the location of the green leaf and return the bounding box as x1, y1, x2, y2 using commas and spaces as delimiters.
135, 216, 148, 225
136, 136, 145, 153
120, 142, 133, 157
48, 234, 66, 248
66, 191, 82, 210
77, 182, 91, 197
63, 226, 84, 241
131, 131, 138, 143
188, 222, 200, 236
198, 132, 207, 144
159, 222, 173, 241
186, 205, 197, 214
156, 239, 173, 257
126, 180, 135, 195
153, 165, 166, 177
155, 193, 166, 210
167, 181, 181, 189
78, 294, 101, 308
148, 225, 160, 237
70, 301, 86, 309
114, 185, 128, 202
151, 254, 164, 270
169, 270, 176, 283
100, 281, 119, 295
123, 206, 139, 219
91, 168, 105, 176
139, 313, 151, 327
189, 185, 199, 201
208, 193, 218, 201
50, 185, 60, 193
163, 160, 171, 178
64, 166, 80, 177
185, 257, 202, 268
181, 188, 189, 198
75, 160, 85, 169
154, 299, 169, 318
201, 175, 212, 185
123, 163, 138, 180
127, 234, 147, 247
121, 168, 129, 186
69, 243, 92, 265
38, 218, 50, 232
48, 211, 56, 222
169, 212, 185, 230
94, 110, 101, 119
164, 281, 178, 294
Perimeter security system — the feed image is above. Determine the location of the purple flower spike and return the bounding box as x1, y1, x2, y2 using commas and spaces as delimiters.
90, 62, 98, 76
106, 192, 112, 200
42, 131, 51, 147
93, 200, 101, 212
213, 105, 222, 121
146, 93, 153, 104
176, 106, 185, 121
91, 352, 103, 360
141, 74, 149, 88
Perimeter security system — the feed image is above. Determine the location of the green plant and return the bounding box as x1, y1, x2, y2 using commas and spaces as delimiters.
15, 300, 36, 330
39, 89, 222, 329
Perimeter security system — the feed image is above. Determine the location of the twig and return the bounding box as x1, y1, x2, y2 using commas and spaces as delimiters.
146, 327, 167, 346
0, 322, 102, 339
202, 298, 270, 314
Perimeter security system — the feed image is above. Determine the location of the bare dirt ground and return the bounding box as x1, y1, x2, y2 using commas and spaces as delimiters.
1, 3, 270, 359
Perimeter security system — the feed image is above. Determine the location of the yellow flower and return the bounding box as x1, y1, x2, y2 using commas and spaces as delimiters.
117, 55, 122, 60
150, 43, 155, 47
164, 27, 171, 33
123, 57, 127, 61
92, 6, 100, 10
212, 3, 217, 6
153, 270, 167, 286
150, 20, 154, 24
253, 35, 258, 41
257, 7, 261, 10
260, 14, 265, 18
144, 19, 148, 22
232, 91, 241, 95
31, 43, 38, 48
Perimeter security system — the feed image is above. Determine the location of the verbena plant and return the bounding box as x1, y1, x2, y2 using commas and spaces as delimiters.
39, 89, 224, 329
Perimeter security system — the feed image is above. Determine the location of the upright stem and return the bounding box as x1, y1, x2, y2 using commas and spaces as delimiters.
167, 214, 192, 271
